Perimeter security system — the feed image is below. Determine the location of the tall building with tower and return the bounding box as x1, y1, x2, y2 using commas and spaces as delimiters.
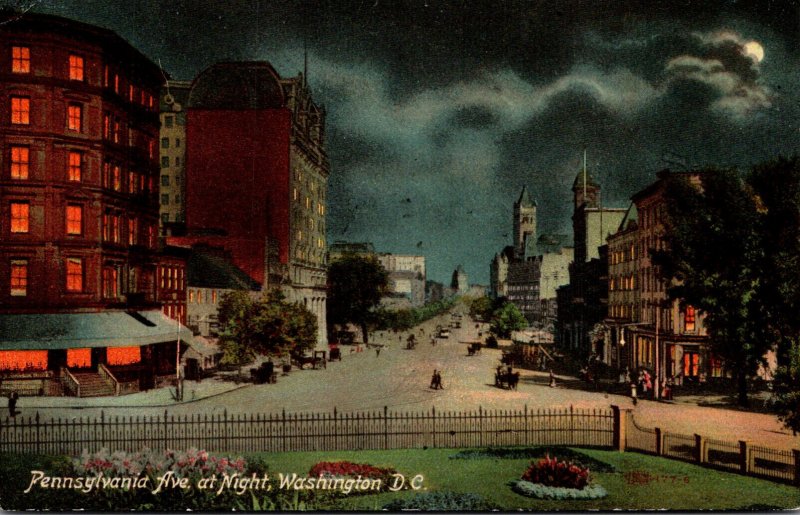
513, 186, 536, 259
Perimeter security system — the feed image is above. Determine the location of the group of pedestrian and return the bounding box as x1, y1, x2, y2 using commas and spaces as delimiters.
430, 369, 444, 389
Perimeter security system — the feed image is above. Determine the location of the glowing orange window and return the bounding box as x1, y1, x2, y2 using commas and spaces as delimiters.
10, 97, 30, 125
66, 205, 82, 235
65, 257, 83, 292
129, 84, 135, 101
113, 165, 121, 191
103, 267, 118, 298
11, 146, 29, 179
107, 346, 141, 365
112, 214, 120, 242
128, 218, 137, 245
0, 350, 47, 371
103, 113, 111, 139
67, 348, 91, 368
68, 151, 82, 181
12, 46, 30, 73
67, 104, 82, 131
685, 306, 696, 331
10, 259, 28, 296
68, 54, 84, 81
10, 202, 29, 233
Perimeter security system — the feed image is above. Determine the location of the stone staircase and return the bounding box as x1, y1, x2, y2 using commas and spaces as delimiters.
69, 371, 116, 397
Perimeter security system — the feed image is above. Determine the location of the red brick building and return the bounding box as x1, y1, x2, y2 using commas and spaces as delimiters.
171, 62, 329, 349
0, 11, 191, 396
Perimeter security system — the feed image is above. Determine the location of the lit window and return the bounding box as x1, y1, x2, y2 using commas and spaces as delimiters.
67, 104, 82, 131
305, 197, 310, 209
113, 119, 120, 143
66, 205, 82, 235
10, 97, 30, 125
685, 305, 696, 331
293, 188, 298, 201
103, 113, 111, 139
128, 218, 137, 245
113, 166, 122, 191
103, 266, 118, 298
129, 84, 135, 102
66, 257, 83, 292
12, 46, 30, 73
148, 139, 156, 159
114, 74, 119, 94
67, 151, 82, 181
68, 55, 84, 81
211, 290, 217, 303
112, 214, 120, 243
104, 65, 109, 87
10, 202, 29, 233
11, 146, 29, 179
188, 290, 194, 303
10, 259, 28, 296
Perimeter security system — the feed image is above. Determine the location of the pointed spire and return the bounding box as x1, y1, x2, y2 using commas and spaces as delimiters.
516, 185, 537, 207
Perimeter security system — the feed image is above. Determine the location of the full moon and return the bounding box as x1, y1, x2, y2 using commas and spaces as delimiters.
743, 41, 765, 62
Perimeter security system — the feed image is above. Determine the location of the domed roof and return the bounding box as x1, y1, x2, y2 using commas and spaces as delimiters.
572, 169, 599, 189
188, 62, 285, 110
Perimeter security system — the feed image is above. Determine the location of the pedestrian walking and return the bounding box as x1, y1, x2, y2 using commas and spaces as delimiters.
435, 370, 444, 389
430, 369, 438, 389
549, 369, 557, 388
8, 390, 18, 417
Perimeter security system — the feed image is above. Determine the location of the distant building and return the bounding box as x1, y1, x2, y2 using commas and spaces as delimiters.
158, 80, 191, 230
557, 167, 625, 354
377, 254, 426, 308
328, 241, 376, 263
490, 246, 515, 299
451, 265, 469, 294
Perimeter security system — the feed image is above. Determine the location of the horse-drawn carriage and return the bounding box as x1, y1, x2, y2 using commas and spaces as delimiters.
467, 342, 481, 356
291, 350, 327, 370
495, 368, 520, 390
406, 334, 417, 349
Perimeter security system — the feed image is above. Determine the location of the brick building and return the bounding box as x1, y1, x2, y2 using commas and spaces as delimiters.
0, 11, 191, 396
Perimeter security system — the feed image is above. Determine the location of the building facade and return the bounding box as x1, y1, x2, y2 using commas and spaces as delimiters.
173, 62, 328, 348
607, 170, 712, 384
158, 80, 190, 228
377, 253, 426, 308
0, 11, 191, 396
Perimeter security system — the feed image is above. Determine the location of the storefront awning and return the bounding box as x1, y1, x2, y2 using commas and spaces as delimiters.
0, 310, 193, 350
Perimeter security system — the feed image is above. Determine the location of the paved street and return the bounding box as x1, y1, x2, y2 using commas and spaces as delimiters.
8, 308, 799, 451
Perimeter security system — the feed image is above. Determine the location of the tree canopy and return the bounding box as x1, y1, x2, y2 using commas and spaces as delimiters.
654, 159, 800, 414
217, 290, 317, 366
489, 301, 528, 338
327, 255, 389, 344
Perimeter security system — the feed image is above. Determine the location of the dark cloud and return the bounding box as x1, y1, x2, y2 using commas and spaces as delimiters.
32, 0, 800, 283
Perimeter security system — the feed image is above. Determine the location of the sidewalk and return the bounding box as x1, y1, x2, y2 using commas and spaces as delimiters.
6, 377, 251, 410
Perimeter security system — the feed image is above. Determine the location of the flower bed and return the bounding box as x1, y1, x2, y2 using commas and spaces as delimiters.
308, 460, 400, 493
510, 454, 607, 500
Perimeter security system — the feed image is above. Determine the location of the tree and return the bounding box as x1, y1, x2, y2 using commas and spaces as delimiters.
749, 156, 800, 431
489, 302, 528, 339
217, 290, 318, 367
327, 255, 389, 344
653, 169, 768, 406
468, 296, 494, 321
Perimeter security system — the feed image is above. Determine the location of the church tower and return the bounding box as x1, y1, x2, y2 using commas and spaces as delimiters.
572, 168, 600, 210
513, 186, 537, 259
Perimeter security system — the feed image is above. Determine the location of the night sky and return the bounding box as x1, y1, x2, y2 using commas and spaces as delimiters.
32, 0, 800, 284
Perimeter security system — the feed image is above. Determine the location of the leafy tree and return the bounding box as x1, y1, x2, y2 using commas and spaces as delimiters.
653, 169, 768, 406
327, 255, 389, 344
489, 302, 527, 338
217, 290, 318, 366
749, 156, 800, 431
468, 296, 494, 321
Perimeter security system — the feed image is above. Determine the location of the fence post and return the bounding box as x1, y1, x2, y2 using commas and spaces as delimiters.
383, 406, 388, 450
792, 449, 800, 487
524, 405, 528, 446
694, 434, 706, 463
611, 405, 628, 452
478, 406, 483, 447
655, 427, 663, 456
35, 412, 40, 454
432, 407, 436, 448
738, 440, 749, 474
100, 410, 105, 450
281, 409, 287, 453
163, 410, 168, 450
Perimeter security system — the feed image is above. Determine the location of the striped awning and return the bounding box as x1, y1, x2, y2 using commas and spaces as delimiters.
0, 310, 193, 350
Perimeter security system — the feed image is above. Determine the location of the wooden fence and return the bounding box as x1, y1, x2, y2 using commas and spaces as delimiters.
0, 405, 614, 455
623, 407, 800, 486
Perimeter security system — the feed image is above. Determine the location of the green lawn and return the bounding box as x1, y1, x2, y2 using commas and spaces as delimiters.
255, 447, 800, 511
1, 448, 798, 511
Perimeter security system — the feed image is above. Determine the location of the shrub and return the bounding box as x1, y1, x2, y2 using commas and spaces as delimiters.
382, 491, 499, 510
449, 446, 615, 472
521, 454, 590, 490
511, 480, 607, 500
